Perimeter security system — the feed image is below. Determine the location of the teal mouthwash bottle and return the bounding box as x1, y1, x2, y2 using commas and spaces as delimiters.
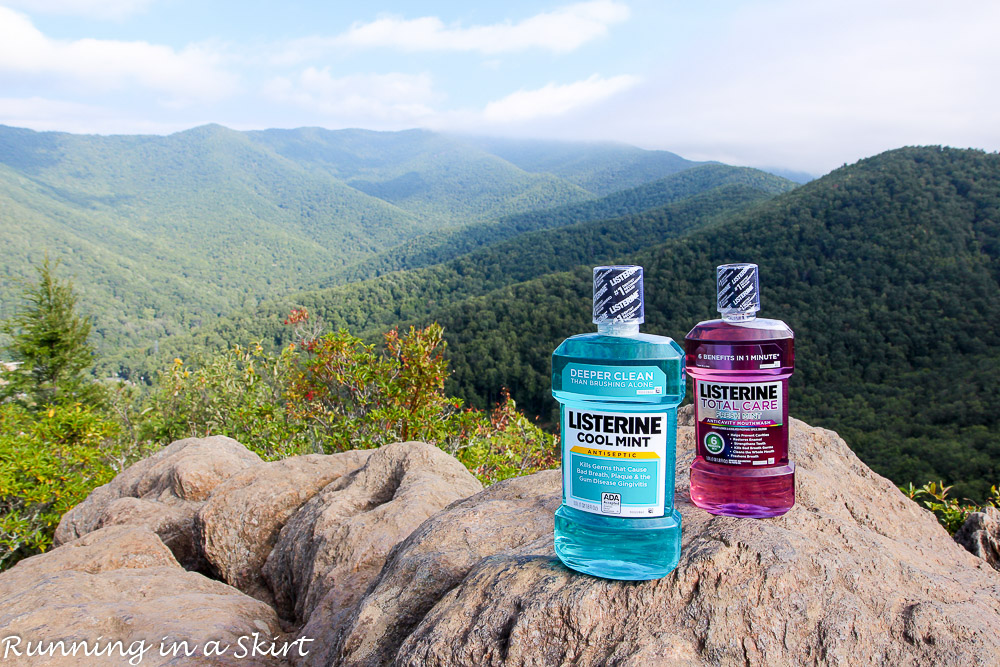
552, 265, 685, 580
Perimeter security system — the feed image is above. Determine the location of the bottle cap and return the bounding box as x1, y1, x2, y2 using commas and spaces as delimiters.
717, 263, 760, 317
593, 265, 644, 324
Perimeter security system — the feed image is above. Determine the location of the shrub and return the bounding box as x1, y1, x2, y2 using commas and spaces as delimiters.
139, 315, 558, 483
139, 343, 309, 461
901, 481, 1000, 534
287, 323, 466, 451
0, 402, 119, 568
456, 389, 558, 484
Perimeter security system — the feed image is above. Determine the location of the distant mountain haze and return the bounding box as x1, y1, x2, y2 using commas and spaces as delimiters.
0, 123, 707, 357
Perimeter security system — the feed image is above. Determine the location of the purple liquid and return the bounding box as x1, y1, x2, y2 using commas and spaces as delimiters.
685, 317, 795, 517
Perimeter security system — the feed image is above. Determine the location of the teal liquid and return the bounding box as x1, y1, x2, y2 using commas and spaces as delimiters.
552, 331, 685, 580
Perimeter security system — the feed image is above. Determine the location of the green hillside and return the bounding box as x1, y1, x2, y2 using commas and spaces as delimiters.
462, 135, 700, 195
131, 167, 794, 376
246, 128, 594, 222
327, 164, 797, 284
0, 124, 688, 358
415, 147, 999, 500
0, 124, 426, 353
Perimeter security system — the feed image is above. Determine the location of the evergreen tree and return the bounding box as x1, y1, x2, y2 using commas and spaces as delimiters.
1, 257, 102, 407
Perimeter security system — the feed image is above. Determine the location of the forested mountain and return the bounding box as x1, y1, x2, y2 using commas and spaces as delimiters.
461, 135, 701, 195
327, 164, 797, 284
132, 166, 793, 375
246, 128, 593, 223
1, 123, 424, 350
422, 147, 998, 500
0, 124, 705, 357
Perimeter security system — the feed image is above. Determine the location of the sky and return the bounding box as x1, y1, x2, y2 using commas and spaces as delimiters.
0, 0, 998, 175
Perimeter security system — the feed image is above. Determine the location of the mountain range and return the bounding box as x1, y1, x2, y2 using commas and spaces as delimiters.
0, 124, 706, 356
1, 123, 997, 499
154, 146, 999, 500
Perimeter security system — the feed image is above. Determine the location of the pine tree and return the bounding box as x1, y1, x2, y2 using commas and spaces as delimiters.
1, 256, 102, 407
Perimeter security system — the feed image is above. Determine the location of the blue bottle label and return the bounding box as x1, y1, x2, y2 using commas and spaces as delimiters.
561, 363, 667, 399
562, 407, 669, 517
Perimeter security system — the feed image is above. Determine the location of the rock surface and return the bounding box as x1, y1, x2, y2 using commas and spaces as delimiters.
198, 450, 374, 605
329, 470, 561, 667
0, 526, 285, 667
54, 435, 262, 569
262, 441, 483, 632
954, 505, 1000, 571
371, 409, 1000, 667
96, 496, 203, 569
11, 418, 1000, 667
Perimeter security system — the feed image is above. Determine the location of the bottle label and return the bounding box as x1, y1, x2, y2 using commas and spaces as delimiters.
689, 342, 789, 371
561, 363, 667, 399
562, 407, 669, 516
695, 380, 786, 465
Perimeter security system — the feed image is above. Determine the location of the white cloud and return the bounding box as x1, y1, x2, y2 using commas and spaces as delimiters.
0, 96, 193, 134
263, 69, 642, 131
263, 69, 437, 125
0, 7, 237, 102
482, 74, 639, 123
274, 1, 629, 63
1, 0, 154, 20
599, 0, 1000, 173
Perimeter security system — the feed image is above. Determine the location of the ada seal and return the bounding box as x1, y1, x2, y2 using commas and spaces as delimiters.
704, 432, 725, 455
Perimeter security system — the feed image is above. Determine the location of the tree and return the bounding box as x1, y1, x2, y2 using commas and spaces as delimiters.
1, 256, 102, 407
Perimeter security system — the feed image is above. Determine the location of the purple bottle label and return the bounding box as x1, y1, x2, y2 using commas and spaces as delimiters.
688, 342, 786, 372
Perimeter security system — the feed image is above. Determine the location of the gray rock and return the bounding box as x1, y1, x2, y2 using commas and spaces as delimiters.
954, 505, 1000, 571
262, 441, 483, 633
198, 450, 374, 605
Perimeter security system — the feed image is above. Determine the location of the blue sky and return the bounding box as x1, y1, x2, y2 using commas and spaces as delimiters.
0, 0, 997, 174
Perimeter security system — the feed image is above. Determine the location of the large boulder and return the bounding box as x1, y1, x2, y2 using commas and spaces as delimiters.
198, 450, 374, 605
95, 496, 203, 569
330, 471, 562, 667
54, 435, 262, 569
262, 441, 484, 634
0, 526, 286, 667
18, 418, 1000, 665
954, 505, 1000, 571
334, 409, 1000, 666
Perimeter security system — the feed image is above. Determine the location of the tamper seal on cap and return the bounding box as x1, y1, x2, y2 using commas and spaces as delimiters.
593, 265, 644, 324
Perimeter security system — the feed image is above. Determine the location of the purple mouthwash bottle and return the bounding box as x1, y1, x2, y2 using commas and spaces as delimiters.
685, 263, 795, 517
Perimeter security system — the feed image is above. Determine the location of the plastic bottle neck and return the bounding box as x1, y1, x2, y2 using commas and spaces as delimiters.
597, 321, 640, 336
722, 311, 758, 323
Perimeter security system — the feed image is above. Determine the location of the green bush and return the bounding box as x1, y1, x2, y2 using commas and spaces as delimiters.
456, 389, 558, 484
0, 402, 119, 568
901, 481, 1000, 534
138, 313, 557, 482
139, 342, 310, 461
